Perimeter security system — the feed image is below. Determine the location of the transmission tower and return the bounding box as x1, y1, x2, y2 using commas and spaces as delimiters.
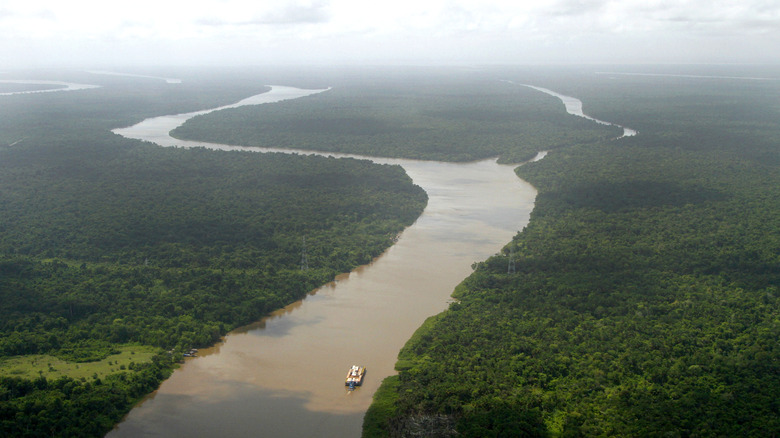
507, 245, 516, 274
300, 236, 309, 271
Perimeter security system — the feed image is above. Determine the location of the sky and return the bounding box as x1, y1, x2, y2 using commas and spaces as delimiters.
1, 0, 779, 67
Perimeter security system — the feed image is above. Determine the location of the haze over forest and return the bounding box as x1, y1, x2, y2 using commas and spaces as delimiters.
2, 0, 779, 436
2, 0, 779, 67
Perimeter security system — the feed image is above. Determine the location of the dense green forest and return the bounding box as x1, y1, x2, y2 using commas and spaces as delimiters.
2, 67, 778, 437
363, 69, 779, 436
0, 70, 426, 436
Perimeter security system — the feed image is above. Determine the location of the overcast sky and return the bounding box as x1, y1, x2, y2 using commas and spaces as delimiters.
2, 0, 778, 67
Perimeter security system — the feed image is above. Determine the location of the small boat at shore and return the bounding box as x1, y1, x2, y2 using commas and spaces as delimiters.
345, 365, 366, 390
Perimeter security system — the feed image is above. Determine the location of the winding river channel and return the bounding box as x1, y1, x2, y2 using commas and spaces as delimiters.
102, 83, 629, 437
106, 86, 539, 437
4, 78, 633, 436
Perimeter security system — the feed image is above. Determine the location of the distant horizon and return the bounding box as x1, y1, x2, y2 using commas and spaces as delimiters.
3, 62, 780, 71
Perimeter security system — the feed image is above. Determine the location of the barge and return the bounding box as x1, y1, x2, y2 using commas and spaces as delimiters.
345, 365, 366, 390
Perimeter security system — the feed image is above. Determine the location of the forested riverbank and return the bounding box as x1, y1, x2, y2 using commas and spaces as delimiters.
1, 66, 777, 437
363, 69, 779, 436
160, 69, 779, 435
0, 70, 426, 436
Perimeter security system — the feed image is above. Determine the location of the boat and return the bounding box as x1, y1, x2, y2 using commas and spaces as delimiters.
345, 365, 366, 389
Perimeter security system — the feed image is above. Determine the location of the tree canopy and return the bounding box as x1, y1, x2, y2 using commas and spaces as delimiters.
0, 70, 426, 437
364, 68, 779, 437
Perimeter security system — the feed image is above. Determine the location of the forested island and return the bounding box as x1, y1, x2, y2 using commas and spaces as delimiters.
0, 70, 426, 436
171, 74, 621, 163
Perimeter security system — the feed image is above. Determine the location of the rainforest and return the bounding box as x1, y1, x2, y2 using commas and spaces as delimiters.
362, 68, 780, 437
159, 66, 780, 436
1, 66, 778, 437
0, 69, 428, 436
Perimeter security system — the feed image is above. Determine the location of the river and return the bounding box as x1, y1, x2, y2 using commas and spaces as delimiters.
106, 83, 631, 437
107, 85, 539, 437
0, 79, 100, 96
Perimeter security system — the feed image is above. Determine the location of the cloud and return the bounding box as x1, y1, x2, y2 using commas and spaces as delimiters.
198, 0, 331, 26
261, 0, 331, 24
548, 0, 606, 17
628, 0, 780, 33
1, 0, 779, 66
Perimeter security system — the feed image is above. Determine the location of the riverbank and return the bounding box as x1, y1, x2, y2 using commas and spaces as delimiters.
0, 76, 427, 437
108, 86, 540, 437
107, 77, 628, 437
363, 70, 780, 436
0, 79, 100, 95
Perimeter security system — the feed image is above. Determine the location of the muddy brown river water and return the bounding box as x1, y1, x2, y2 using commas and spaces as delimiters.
107, 86, 541, 437
3, 77, 635, 437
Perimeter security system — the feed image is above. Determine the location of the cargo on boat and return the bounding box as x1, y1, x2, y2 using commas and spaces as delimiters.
345, 365, 366, 389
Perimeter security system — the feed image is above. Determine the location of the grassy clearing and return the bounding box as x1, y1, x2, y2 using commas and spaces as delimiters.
0, 344, 160, 381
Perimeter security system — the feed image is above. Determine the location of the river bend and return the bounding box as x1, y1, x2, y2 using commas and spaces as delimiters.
108, 86, 539, 437
2, 76, 634, 436
106, 82, 630, 437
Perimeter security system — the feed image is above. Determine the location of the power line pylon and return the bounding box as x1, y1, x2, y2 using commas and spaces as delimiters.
300, 236, 309, 271
507, 245, 516, 274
